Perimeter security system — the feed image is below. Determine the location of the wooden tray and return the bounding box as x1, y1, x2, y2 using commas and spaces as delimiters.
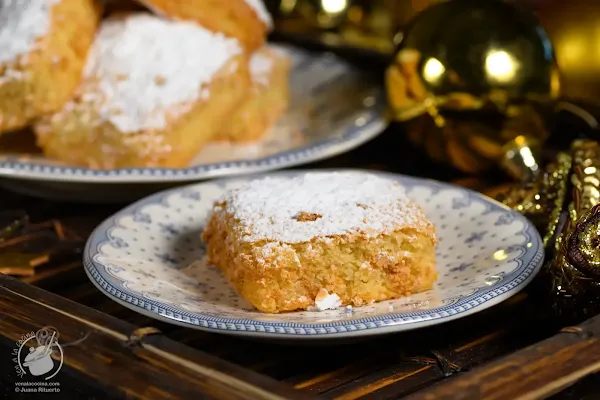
2, 49, 600, 399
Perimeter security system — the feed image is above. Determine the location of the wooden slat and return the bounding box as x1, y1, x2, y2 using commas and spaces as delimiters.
0, 274, 311, 400
405, 314, 600, 400
324, 364, 441, 400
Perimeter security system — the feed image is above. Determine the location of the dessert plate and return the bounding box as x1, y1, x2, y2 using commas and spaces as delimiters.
84, 169, 544, 339
0, 44, 386, 202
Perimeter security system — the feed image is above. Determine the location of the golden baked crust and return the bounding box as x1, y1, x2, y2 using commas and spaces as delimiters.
34, 14, 251, 169
202, 172, 438, 314
137, 0, 272, 52
214, 46, 291, 143
0, 0, 101, 134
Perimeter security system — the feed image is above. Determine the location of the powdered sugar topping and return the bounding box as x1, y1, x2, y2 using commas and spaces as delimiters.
250, 50, 274, 86
218, 172, 430, 243
0, 0, 59, 65
244, 0, 273, 28
80, 14, 242, 133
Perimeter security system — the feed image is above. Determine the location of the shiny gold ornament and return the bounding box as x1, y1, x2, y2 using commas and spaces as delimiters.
386, 0, 561, 180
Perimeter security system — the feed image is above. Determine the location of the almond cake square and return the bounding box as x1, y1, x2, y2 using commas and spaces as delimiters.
201, 172, 438, 313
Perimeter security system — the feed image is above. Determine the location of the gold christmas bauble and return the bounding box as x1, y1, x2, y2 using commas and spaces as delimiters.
386, 0, 561, 178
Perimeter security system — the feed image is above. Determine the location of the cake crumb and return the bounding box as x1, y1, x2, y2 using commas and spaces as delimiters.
314, 288, 342, 311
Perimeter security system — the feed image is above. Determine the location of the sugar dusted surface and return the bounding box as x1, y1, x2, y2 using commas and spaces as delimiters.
243, 0, 273, 28
250, 50, 273, 86
80, 14, 242, 133
0, 0, 59, 64
218, 172, 427, 243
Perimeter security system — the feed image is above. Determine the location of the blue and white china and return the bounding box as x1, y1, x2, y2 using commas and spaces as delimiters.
0, 45, 386, 202
84, 170, 544, 339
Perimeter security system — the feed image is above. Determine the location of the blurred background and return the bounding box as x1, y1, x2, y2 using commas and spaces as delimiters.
265, 0, 600, 104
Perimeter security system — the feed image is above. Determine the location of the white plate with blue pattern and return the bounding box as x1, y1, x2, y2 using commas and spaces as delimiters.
83, 169, 544, 339
0, 45, 387, 202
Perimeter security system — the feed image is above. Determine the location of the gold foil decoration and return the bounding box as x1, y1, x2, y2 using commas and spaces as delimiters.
498, 151, 571, 246
553, 140, 600, 287
497, 140, 600, 315
544, 153, 572, 249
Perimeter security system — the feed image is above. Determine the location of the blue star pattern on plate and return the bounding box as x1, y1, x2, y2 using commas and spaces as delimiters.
158, 223, 180, 236
450, 263, 473, 273
84, 170, 544, 338
133, 212, 152, 224
465, 232, 486, 244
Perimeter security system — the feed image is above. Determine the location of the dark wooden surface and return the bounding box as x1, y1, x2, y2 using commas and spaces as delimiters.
2, 122, 600, 399
0, 274, 308, 400
405, 312, 600, 400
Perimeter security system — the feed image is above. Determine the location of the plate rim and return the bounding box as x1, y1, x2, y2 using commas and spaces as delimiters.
83, 169, 544, 338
